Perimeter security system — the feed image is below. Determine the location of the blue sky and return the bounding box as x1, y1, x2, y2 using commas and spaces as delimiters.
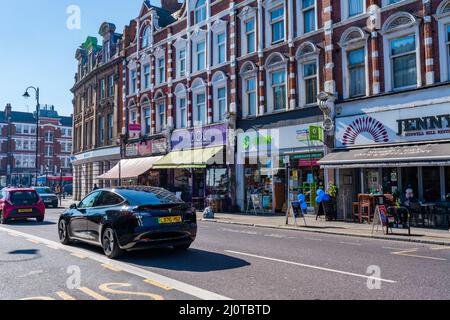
0, 0, 161, 116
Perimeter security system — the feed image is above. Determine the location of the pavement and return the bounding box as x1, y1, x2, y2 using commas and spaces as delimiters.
62, 197, 450, 246
197, 211, 450, 247
1, 201, 450, 299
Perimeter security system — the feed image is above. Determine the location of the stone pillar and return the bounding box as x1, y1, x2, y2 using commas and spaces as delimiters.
322, 0, 335, 94
207, 74, 213, 124
370, 31, 380, 95
287, 0, 296, 110
423, 1, 434, 85
168, 38, 175, 128
257, 0, 265, 115
81, 163, 87, 199
73, 165, 79, 201
93, 161, 101, 188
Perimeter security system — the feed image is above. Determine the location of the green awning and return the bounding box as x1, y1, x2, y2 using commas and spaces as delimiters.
153, 146, 225, 169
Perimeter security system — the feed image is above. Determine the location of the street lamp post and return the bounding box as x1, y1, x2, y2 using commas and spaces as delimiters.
317, 91, 336, 192
23, 87, 40, 187
117, 133, 126, 187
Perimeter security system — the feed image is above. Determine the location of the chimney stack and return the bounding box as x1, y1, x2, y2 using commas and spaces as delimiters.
161, 0, 182, 13
5, 103, 12, 118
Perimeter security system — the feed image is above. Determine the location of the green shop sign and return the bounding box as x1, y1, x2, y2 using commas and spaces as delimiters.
242, 134, 272, 150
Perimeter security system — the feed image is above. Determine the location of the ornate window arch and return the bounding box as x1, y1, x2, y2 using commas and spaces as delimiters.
240, 61, 258, 118
191, 78, 207, 126
296, 42, 320, 107
174, 84, 188, 129
211, 20, 228, 65
141, 25, 151, 49
381, 12, 421, 91
140, 96, 151, 135
191, 29, 207, 73
238, 6, 257, 56
212, 71, 227, 123
194, 0, 207, 24
339, 27, 369, 99
265, 53, 287, 112
437, 0, 450, 82
154, 90, 166, 133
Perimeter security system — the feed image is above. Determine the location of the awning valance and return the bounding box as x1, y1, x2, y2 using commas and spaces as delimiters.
97, 156, 163, 180
152, 146, 225, 169
318, 143, 450, 169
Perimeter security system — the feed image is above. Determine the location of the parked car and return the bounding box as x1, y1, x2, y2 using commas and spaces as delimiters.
58, 186, 197, 259
0, 188, 46, 224
33, 187, 59, 208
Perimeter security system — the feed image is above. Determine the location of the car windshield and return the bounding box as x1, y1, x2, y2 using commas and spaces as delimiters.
10, 191, 39, 205
35, 188, 52, 194
115, 187, 184, 207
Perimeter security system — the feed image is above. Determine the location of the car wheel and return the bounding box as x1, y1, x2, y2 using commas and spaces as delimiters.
36, 217, 44, 223
58, 219, 71, 245
173, 243, 192, 251
102, 227, 123, 259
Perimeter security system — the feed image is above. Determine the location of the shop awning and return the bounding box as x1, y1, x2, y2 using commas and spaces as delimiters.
152, 146, 225, 169
97, 156, 163, 180
319, 143, 450, 169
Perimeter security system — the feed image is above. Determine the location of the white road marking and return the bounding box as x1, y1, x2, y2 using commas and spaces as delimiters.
391, 249, 447, 261
430, 246, 450, 251
0, 226, 231, 301
303, 237, 323, 241
340, 242, 361, 246
264, 234, 286, 239
226, 250, 397, 284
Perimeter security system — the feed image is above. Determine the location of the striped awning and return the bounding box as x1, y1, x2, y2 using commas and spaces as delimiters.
97, 156, 163, 180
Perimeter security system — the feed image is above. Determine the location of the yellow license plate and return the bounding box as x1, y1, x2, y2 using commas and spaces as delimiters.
158, 216, 182, 224
18, 209, 33, 213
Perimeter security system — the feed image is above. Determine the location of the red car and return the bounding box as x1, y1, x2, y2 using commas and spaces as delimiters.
0, 188, 45, 224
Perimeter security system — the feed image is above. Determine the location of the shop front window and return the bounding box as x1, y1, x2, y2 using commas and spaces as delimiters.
423, 167, 441, 202
445, 167, 450, 202
206, 167, 229, 198
382, 168, 399, 195
363, 168, 380, 194
401, 167, 418, 199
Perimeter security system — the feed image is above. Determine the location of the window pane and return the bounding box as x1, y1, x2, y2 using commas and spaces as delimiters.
303, 63, 316, 77
273, 85, 286, 110
447, 24, 450, 42
348, 0, 363, 16
391, 35, 415, 56
247, 32, 255, 53
349, 66, 366, 97
303, 0, 314, 7
271, 7, 284, 20
423, 167, 441, 202
247, 78, 256, 91
393, 54, 417, 88
272, 70, 285, 85
305, 78, 317, 104
304, 9, 315, 33
246, 20, 255, 33
272, 21, 284, 42
348, 48, 365, 65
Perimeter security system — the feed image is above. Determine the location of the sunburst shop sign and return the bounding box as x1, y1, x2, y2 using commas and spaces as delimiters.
336, 103, 450, 148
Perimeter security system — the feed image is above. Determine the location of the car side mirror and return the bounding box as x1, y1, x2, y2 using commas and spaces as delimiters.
70, 203, 77, 210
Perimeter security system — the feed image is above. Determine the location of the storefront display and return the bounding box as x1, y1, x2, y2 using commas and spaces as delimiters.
237, 122, 325, 214
320, 95, 450, 226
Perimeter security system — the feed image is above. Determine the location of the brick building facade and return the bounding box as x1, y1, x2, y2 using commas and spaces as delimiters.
71, 23, 124, 201
0, 103, 73, 188
74, 0, 450, 216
